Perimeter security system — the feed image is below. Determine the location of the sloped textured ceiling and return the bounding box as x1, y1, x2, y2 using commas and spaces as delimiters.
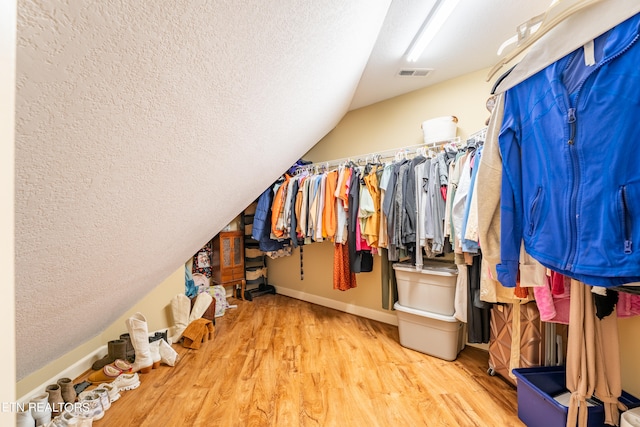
15, 0, 391, 380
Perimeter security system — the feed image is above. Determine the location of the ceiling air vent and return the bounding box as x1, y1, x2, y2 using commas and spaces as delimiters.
397, 68, 432, 77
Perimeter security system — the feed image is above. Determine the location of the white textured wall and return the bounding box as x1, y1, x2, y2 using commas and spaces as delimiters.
15, 0, 391, 380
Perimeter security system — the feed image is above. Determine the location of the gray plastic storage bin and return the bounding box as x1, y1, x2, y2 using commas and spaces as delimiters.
394, 302, 465, 361
393, 262, 458, 316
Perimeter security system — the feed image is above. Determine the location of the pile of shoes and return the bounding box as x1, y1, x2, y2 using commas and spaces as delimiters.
17, 376, 77, 426
92, 312, 179, 376
16, 371, 140, 426
90, 312, 180, 380
17, 311, 181, 426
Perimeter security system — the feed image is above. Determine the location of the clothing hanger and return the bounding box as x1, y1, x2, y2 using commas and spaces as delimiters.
493, 0, 640, 93
295, 165, 309, 176
487, 0, 606, 81
496, 13, 545, 57
427, 147, 436, 158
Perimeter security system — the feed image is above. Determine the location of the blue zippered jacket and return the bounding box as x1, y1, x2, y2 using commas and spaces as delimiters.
252, 186, 287, 252
497, 13, 640, 288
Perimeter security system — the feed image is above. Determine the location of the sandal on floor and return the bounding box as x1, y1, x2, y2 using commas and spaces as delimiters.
88, 364, 122, 384
87, 359, 133, 383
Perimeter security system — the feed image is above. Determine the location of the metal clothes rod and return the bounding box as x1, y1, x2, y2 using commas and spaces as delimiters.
468, 127, 488, 142
299, 136, 462, 171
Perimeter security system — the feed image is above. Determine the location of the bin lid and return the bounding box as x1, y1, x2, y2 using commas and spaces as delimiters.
392, 262, 457, 276
393, 302, 459, 322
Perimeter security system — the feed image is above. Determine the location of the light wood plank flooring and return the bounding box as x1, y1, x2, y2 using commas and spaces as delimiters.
79, 294, 524, 426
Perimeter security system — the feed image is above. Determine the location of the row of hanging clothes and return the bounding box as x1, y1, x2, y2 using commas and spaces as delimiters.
441, 129, 492, 344
251, 137, 478, 293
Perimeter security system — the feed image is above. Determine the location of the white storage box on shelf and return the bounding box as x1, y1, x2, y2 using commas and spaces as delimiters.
393, 262, 458, 316
421, 115, 458, 144
394, 302, 465, 361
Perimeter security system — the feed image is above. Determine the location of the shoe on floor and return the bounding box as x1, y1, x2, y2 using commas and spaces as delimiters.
56, 377, 77, 404
53, 410, 93, 426
87, 359, 132, 384
93, 388, 111, 412
111, 372, 140, 392
95, 382, 120, 403
158, 339, 179, 366
77, 388, 111, 413
149, 340, 161, 369
78, 393, 104, 421
125, 312, 153, 373
91, 338, 128, 371
111, 358, 133, 372
87, 365, 121, 384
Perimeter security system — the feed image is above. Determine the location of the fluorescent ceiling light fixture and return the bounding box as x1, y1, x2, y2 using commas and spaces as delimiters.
406, 0, 461, 62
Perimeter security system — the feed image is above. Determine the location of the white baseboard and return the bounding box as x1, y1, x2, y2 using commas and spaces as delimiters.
17, 328, 169, 404
276, 287, 398, 326
17, 345, 107, 404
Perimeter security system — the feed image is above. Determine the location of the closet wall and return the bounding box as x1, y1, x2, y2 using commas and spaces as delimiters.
619, 319, 640, 395
267, 67, 640, 397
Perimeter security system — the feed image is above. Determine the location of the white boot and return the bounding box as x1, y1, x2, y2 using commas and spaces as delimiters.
188, 292, 213, 323
125, 312, 153, 374
149, 340, 161, 369
158, 339, 179, 366
167, 294, 191, 344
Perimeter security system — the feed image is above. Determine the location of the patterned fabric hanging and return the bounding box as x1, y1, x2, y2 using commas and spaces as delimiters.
192, 240, 212, 278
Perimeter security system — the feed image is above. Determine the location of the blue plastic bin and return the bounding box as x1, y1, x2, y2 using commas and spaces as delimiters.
512, 366, 640, 427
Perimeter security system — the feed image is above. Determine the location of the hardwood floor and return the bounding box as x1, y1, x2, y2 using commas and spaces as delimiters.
79, 294, 525, 426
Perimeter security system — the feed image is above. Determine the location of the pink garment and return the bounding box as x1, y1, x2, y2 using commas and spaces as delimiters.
355, 218, 372, 251
534, 275, 570, 324
534, 285, 556, 320
617, 292, 640, 318
536, 273, 640, 322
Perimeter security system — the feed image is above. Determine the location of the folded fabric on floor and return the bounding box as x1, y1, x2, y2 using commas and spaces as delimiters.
182, 318, 214, 349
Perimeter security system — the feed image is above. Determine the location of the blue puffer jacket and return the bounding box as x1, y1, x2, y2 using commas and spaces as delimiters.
252, 186, 286, 252
498, 13, 640, 288
252, 187, 271, 242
